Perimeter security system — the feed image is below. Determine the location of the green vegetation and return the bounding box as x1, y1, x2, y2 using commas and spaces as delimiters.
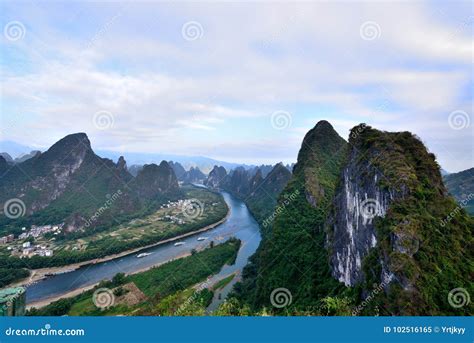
230, 122, 473, 316
245, 164, 292, 227
0, 186, 228, 272
212, 274, 235, 291
443, 168, 474, 215
350, 126, 474, 315
234, 121, 348, 312
0, 268, 29, 288
27, 238, 241, 316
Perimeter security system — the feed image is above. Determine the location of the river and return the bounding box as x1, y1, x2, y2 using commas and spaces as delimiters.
25, 190, 262, 311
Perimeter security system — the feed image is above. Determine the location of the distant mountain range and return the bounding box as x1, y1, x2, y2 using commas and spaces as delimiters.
443, 167, 474, 215
204, 163, 292, 226
0, 127, 472, 316
0, 134, 291, 235
1, 140, 294, 175
0, 133, 181, 235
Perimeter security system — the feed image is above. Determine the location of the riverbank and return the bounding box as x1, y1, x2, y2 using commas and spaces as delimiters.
26, 250, 193, 310
10, 206, 231, 291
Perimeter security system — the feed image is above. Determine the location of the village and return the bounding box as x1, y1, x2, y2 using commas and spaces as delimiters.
0, 198, 219, 259
0, 223, 64, 258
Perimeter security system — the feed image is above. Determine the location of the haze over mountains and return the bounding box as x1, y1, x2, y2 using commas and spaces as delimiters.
0, 140, 257, 175
0, 133, 293, 236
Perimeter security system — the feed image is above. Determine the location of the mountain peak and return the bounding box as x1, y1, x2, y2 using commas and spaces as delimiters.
294, 120, 346, 176
313, 120, 334, 131
47, 133, 91, 155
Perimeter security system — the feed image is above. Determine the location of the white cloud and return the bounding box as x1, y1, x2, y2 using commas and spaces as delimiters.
0, 1, 472, 171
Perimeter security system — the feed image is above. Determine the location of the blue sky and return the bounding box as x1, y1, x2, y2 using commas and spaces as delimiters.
0, 1, 472, 171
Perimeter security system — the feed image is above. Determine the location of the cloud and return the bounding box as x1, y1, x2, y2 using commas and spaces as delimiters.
0, 1, 472, 171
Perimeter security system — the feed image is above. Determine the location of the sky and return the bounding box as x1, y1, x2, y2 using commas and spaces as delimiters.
0, 1, 472, 172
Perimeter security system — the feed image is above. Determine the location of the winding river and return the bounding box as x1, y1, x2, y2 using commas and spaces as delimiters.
25, 190, 262, 311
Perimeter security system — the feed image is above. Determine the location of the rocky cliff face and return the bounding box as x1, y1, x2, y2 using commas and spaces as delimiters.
235, 121, 348, 309
236, 122, 472, 315
245, 163, 292, 226
0, 156, 9, 174
133, 161, 180, 199
0, 133, 93, 214
0, 153, 13, 163
225, 167, 252, 198
0, 133, 181, 232
326, 125, 472, 314
168, 161, 186, 180
181, 166, 206, 183
204, 165, 227, 188
329, 146, 406, 286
